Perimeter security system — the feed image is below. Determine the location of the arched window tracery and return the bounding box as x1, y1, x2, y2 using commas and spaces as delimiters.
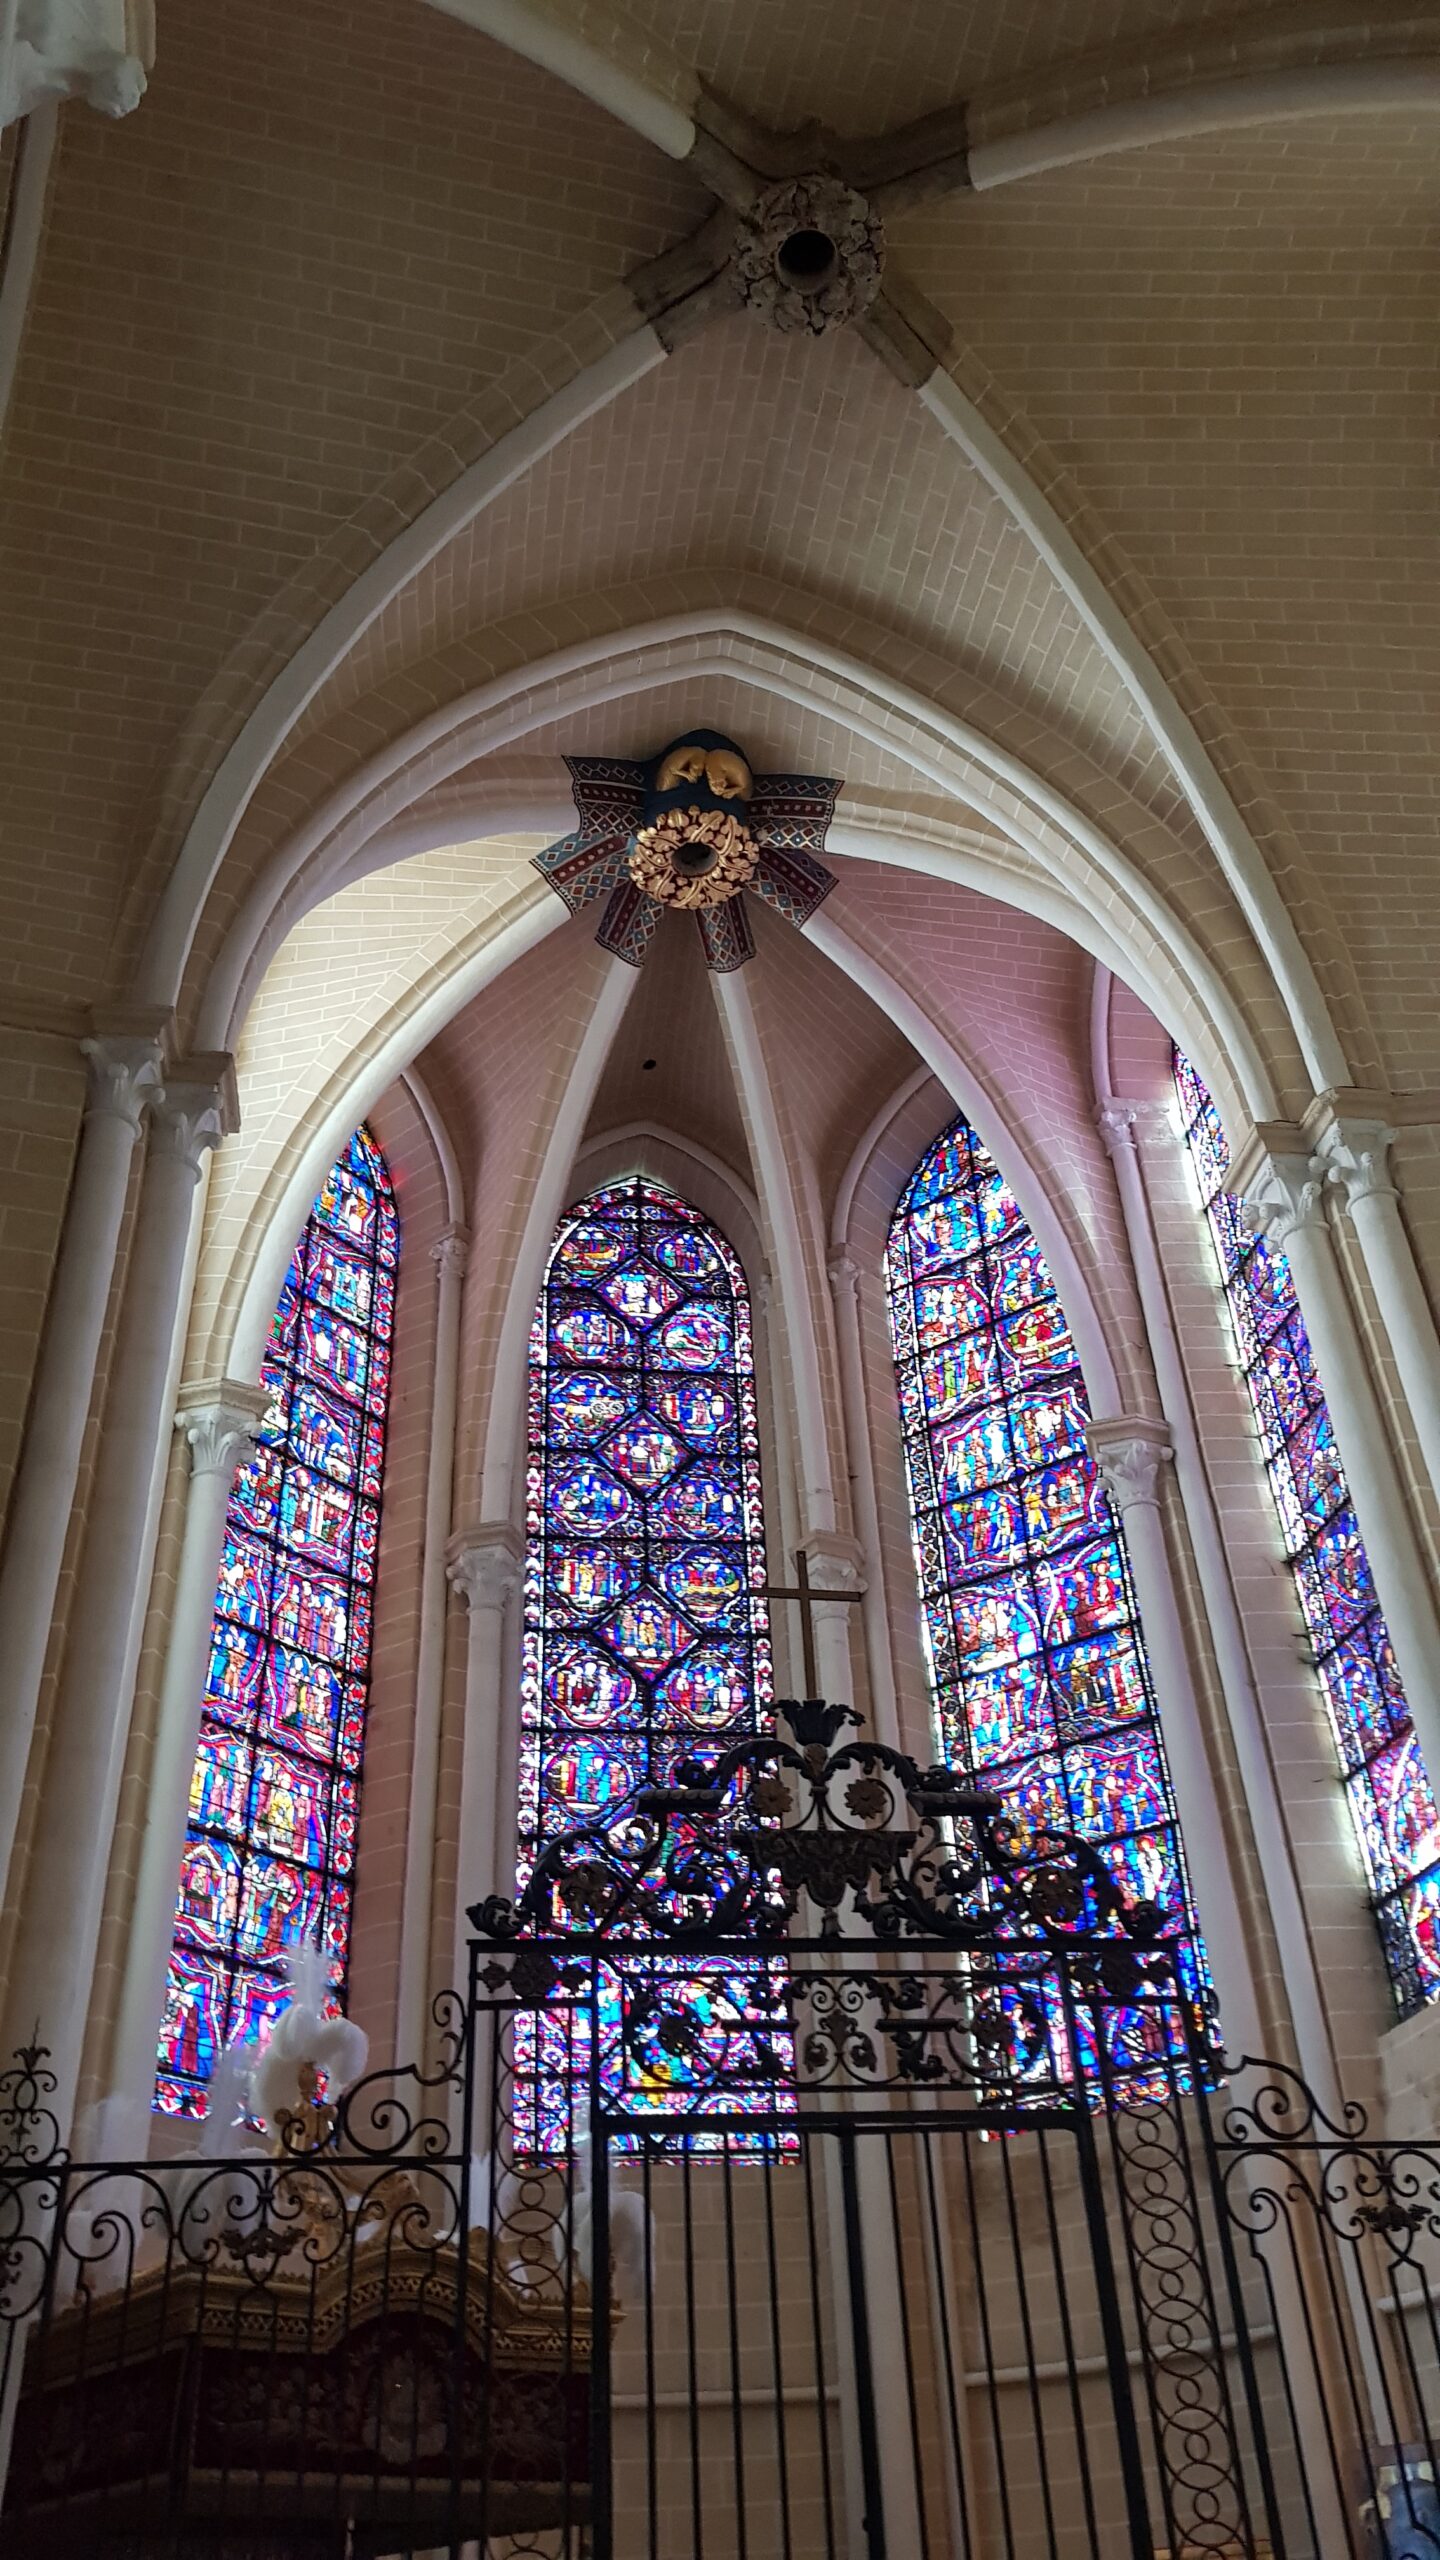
519, 1176, 775, 2147
156, 1126, 398, 2116
884, 1113, 1209, 2071
1174, 1051, 1440, 2013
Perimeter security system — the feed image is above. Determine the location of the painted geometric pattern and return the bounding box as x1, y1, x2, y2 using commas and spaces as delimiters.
520, 1178, 776, 2146
1174, 1052, 1440, 2014
885, 1115, 1210, 2072
155, 1127, 398, 2114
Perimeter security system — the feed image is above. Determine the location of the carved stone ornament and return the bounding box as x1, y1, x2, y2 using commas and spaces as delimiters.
731, 175, 885, 337
628, 804, 759, 909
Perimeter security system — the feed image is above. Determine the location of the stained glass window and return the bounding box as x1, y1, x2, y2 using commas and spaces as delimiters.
1173, 1051, 1440, 2013
519, 1178, 778, 2147
155, 1126, 398, 2115
885, 1115, 1210, 2076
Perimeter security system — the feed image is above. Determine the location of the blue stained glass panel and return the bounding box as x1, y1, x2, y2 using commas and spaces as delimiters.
155, 1124, 397, 2115
886, 1113, 1211, 2088
1174, 1051, 1440, 2013
520, 1178, 777, 2150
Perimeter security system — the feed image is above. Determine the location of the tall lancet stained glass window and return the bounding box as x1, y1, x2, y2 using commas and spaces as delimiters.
520, 1178, 775, 2147
885, 1116, 1209, 2057
155, 1127, 398, 2116
1174, 1051, 1440, 2012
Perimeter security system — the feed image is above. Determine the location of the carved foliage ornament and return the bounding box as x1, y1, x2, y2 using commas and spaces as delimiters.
731, 176, 886, 338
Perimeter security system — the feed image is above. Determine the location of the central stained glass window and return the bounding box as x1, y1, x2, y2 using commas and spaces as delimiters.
519, 1177, 779, 2147
155, 1126, 397, 2116
1174, 1050, 1440, 2014
885, 1115, 1210, 2075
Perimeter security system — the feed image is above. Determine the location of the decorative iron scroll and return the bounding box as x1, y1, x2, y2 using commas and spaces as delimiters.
474, 1699, 1195, 2002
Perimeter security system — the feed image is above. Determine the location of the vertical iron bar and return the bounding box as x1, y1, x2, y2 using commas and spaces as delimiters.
722, 2131, 751, 2560
588, 2033, 613, 2560
882, 2129, 933, 2558
682, 2127, 705, 2560
1061, 1972, 1156, 2560
800, 2121, 840, 2560
643, 2131, 658, 2560
1035, 2124, 1104, 2557
837, 2122, 888, 2560
997, 2124, 1061, 2559
762, 2122, 796, 2560
918, 2126, 975, 2560
958, 2118, 1020, 2560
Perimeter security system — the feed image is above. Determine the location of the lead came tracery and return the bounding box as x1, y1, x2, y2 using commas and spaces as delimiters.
156, 1127, 398, 2116
885, 1115, 1210, 2069
520, 1177, 776, 2144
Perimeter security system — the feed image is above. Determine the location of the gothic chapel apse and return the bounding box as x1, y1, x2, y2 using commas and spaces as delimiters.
3, 2, 1440, 2553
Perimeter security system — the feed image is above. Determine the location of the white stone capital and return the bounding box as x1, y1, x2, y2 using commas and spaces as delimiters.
1239, 1146, 1328, 1251
826, 1246, 862, 1304
1085, 1417, 1173, 1511
431, 1223, 471, 1282
174, 1379, 269, 1482
801, 1532, 867, 1601
1314, 1119, 1399, 1214
1095, 1100, 1139, 1159
79, 1031, 164, 1136
447, 1523, 524, 1613
149, 1055, 237, 1177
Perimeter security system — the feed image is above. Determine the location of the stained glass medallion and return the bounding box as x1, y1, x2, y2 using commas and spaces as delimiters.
1173, 1051, 1440, 2012
886, 1115, 1211, 2084
520, 1178, 776, 2145
155, 1126, 398, 2114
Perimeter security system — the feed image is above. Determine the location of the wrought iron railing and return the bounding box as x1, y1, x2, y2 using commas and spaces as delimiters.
0, 1708, 1436, 2557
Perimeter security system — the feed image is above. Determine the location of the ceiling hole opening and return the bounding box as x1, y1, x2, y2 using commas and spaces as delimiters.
672, 837, 720, 879
641, 1058, 657, 1071
776, 228, 837, 292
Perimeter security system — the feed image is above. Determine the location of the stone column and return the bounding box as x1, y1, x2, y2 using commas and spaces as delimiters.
396, 1225, 469, 2068
446, 1523, 524, 1985
0, 1059, 232, 2133
107, 1378, 267, 2119
1098, 1100, 1340, 2099
0, 1024, 163, 1912
1314, 1111, 1440, 1522
1085, 1416, 1264, 2053
1235, 1130, 1440, 1793
825, 1248, 902, 1749
802, 1533, 866, 1714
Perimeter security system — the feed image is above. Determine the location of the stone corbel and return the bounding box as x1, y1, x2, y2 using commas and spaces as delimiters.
2, 0, 155, 127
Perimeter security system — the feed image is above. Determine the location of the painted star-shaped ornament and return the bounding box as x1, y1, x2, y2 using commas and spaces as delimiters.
532, 729, 841, 971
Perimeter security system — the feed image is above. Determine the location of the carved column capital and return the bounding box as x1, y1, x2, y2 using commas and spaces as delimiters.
1085, 1417, 1174, 1512
79, 1031, 165, 1136
174, 1379, 269, 1482
802, 1531, 867, 1602
1314, 1119, 1399, 1214
447, 1523, 524, 1614
826, 1246, 862, 1304
1095, 1101, 1139, 1159
431, 1223, 470, 1282
149, 1054, 238, 1178
1237, 1143, 1329, 1252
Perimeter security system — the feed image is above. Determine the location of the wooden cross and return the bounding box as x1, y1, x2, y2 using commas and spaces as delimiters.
761, 1546, 865, 1697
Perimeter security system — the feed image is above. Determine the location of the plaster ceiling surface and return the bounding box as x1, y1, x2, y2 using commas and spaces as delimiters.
820, 858, 1099, 1188
617, 0, 1252, 131
296, 318, 1184, 831
584, 907, 755, 1182
893, 112, 1440, 1080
